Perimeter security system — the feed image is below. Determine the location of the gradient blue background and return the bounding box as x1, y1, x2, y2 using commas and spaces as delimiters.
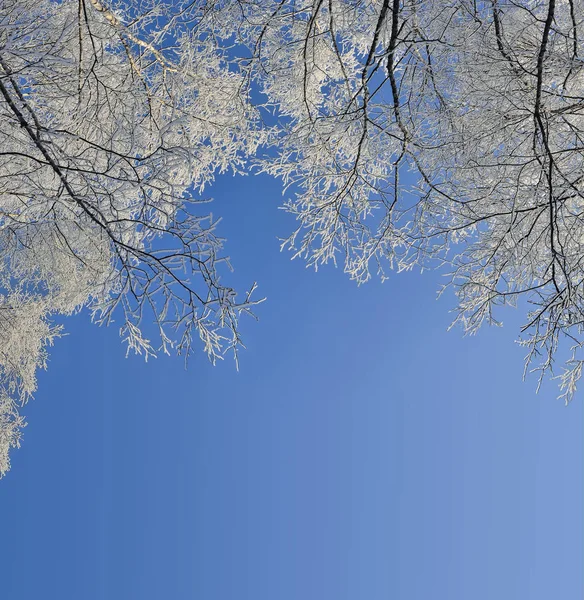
1, 174, 582, 599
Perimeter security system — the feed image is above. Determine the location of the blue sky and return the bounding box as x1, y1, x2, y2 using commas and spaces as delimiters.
1, 172, 582, 600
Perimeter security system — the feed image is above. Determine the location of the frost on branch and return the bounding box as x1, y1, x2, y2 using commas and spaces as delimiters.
0, 391, 25, 477
0, 294, 59, 477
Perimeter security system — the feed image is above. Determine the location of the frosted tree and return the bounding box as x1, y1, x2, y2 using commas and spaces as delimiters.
0, 0, 263, 475
1, 0, 584, 476
224, 0, 584, 399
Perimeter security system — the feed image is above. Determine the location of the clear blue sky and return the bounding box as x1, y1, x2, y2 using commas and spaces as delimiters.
1, 173, 582, 600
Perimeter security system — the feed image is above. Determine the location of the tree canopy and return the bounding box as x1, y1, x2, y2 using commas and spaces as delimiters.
1, 0, 583, 475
